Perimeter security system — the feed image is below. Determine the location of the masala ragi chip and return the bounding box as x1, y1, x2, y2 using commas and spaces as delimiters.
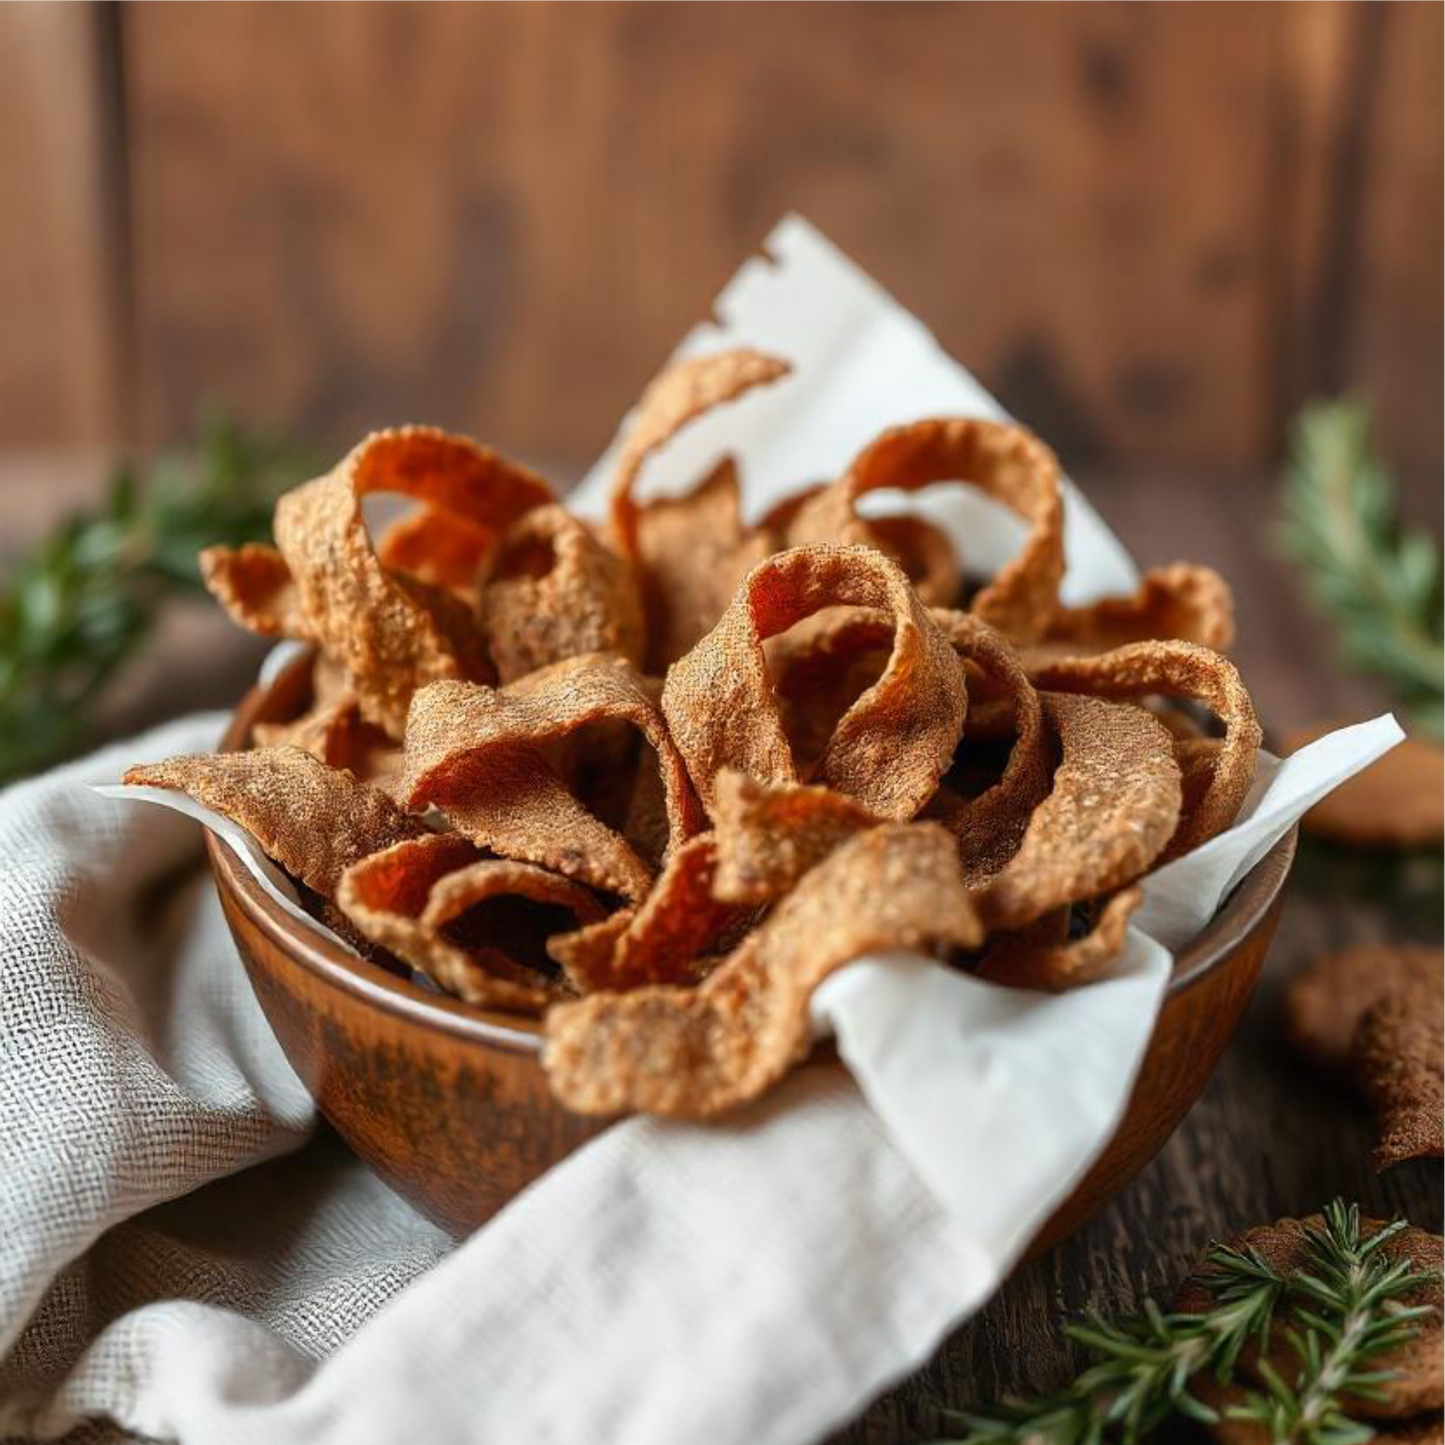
1029, 640, 1259, 859
977, 692, 1181, 931
785, 417, 1065, 643
925, 609, 1052, 883
978, 886, 1142, 991
124, 746, 427, 898
548, 833, 744, 994
338, 832, 603, 1013
1354, 991, 1445, 1170
1282, 944, 1443, 1079
375, 506, 495, 592
1038, 562, 1235, 657
402, 653, 703, 902
631, 457, 775, 670
711, 768, 880, 904
542, 822, 982, 1118
272, 427, 555, 735
662, 544, 966, 819
859, 513, 963, 608
200, 542, 312, 638
479, 503, 645, 682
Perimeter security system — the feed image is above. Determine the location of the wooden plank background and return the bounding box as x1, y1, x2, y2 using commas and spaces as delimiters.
0, 0, 1439, 514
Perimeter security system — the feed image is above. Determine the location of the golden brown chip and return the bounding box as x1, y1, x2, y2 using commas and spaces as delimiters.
1286, 727, 1445, 849
338, 833, 604, 1013
1281, 944, 1442, 1079
661, 544, 966, 820
1176, 1215, 1442, 1422
925, 610, 1052, 884
860, 513, 962, 608
608, 348, 791, 562
1029, 640, 1260, 859
631, 457, 775, 670
1354, 989, 1444, 1170
785, 417, 1065, 643
542, 822, 982, 1118
402, 653, 703, 902
548, 834, 744, 994
1039, 562, 1235, 656
479, 503, 645, 683
977, 887, 1142, 991
976, 692, 1181, 931
124, 747, 427, 897
375, 506, 495, 592
200, 542, 312, 639
711, 768, 881, 904
274, 427, 554, 735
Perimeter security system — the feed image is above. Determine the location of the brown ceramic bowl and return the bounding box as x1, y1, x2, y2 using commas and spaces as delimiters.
208, 653, 1296, 1248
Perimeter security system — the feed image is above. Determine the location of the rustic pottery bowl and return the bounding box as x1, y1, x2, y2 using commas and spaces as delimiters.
208, 654, 1297, 1248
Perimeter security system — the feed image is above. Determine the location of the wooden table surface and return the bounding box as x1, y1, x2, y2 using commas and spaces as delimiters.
7, 459, 1440, 1443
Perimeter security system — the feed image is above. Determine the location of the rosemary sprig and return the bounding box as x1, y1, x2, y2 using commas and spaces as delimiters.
0, 416, 310, 784
940, 1200, 1436, 1445
1279, 400, 1444, 738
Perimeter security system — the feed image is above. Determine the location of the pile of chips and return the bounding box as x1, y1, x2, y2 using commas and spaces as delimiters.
126, 349, 1262, 1121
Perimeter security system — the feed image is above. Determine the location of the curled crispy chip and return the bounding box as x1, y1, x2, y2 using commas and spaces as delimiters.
631, 457, 775, 670
977, 693, 1180, 931
926, 610, 1052, 883
977, 887, 1142, 991
1029, 641, 1259, 859
785, 418, 1065, 642
375, 506, 495, 592
662, 544, 966, 819
1283, 944, 1443, 1079
1039, 562, 1235, 656
402, 653, 702, 902
860, 513, 962, 608
543, 822, 982, 1118
548, 834, 744, 993
1354, 987, 1444, 1170
274, 427, 554, 735
479, 503, 644, 682
711, 768, 880, 904
609, 348, 791, 562
1177, 1215, 1443, 1423
124, 747, 427, 897
200, 543, 311, 638
338, 833, 604, 1013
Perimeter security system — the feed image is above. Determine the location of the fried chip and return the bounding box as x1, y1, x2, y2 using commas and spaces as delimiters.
338, 833, 604, 1013
542, 822, 982, 1118
200, 542, 312, 638
402, 653, 703, 902
375, 506, 495, 592
1354, 988, 1445, 1170
976, 693, 1181, 931
548, 833, 744, 993
711, 768, 880, 904
478, 503, 645, 683
925, 609, 1052, 883
631, 457, 775, 669
1286, 727, 1445, 849
785, 418, 1065, 643
1177, 1215, 1443, 1422
124, 746, 427, 897
1282, 944, 1442, 1079
860, 513, 963, 608
977, 886, 1142, 991
608, 348, 791, 563
1029, 640, 1259, 859
1039, 562, 1235, 656
274, 427, 554, 735
661, 544, 966, 819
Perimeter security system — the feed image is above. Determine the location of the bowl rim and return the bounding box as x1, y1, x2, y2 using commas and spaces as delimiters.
207, 657, 1298, 1058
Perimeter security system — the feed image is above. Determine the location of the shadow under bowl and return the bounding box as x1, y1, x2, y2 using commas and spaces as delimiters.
208, 655, 1296, 1250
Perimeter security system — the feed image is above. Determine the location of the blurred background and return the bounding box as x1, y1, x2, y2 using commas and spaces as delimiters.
0, 0, 1440, 747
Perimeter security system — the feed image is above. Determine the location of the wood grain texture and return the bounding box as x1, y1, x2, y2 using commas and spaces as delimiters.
106, 0, 1441, 497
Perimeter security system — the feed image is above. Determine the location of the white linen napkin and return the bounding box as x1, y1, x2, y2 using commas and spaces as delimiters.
0, 218, 1402, 1444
